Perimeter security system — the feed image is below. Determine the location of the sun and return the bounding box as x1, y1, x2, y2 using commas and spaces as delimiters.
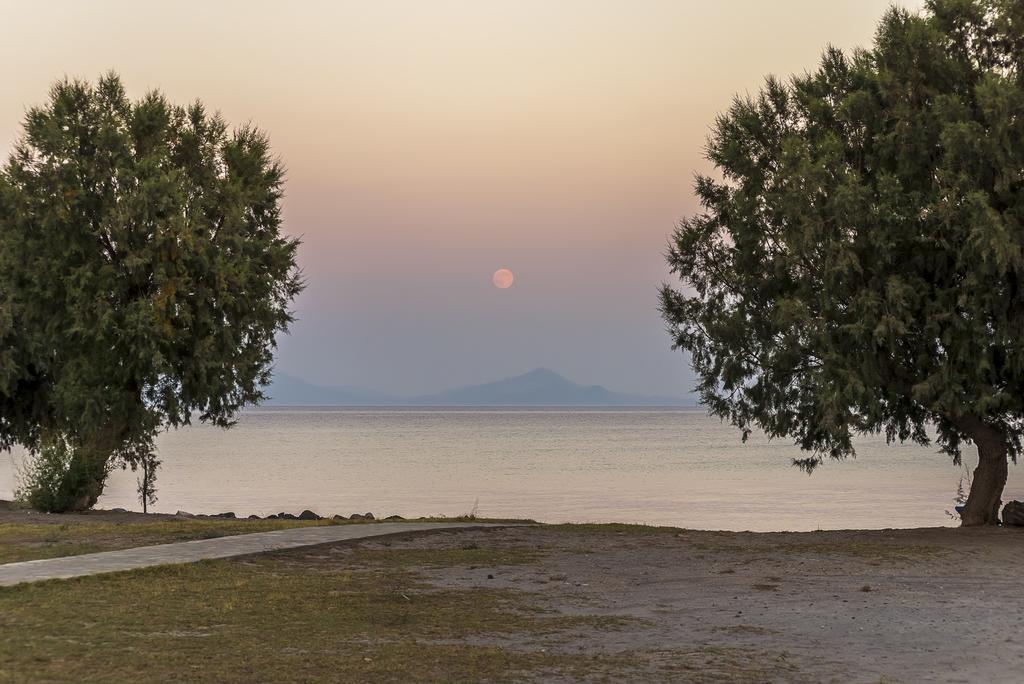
492, 268, 514, 289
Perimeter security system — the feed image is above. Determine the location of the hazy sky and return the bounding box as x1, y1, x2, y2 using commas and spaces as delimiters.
0, 0, 922, 396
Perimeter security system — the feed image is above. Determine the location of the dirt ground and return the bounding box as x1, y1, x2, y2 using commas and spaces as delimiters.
0, 498, 182, 525
3, 501, 1023, 682
328, 524, 1024, 683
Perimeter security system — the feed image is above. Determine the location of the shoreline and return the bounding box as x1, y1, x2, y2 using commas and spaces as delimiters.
0, 498, 971, 533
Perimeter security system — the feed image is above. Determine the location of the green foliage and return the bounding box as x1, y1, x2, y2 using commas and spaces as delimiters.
132, 446, 160, 514
0, 73, 303, 510
15, 436, 110, 513
661, 1, 1024, 471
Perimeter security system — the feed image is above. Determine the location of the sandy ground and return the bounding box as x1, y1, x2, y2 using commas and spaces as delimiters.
330, 524, 1024, 683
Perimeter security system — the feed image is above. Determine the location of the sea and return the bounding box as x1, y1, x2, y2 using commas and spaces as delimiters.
2, 407, 1017, 532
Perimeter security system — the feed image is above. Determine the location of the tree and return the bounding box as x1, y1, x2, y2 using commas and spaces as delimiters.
660, 0, 1024, 526
136, 450, 160, 515
0, 73, 303, 511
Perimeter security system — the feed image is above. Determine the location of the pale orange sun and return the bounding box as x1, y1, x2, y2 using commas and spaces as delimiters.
492, 268, 514, 289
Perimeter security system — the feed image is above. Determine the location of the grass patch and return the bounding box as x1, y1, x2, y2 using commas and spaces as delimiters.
0, 519, 339, 564
349, 546, 544, 569
0, 525, 819, 682
549, 522, 683, 536
0, 516, 535, 565
646, 646, 802, 683
414, 515, 538, 525
0, 545, 634, 683
771, 541, 947, 561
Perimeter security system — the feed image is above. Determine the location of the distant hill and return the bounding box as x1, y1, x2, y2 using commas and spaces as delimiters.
264, 368, 690, 406
263, 373, 397, 406
411, 368, 687, 406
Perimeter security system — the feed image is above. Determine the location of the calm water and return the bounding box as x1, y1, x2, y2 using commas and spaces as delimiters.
2, 408, 1018, 531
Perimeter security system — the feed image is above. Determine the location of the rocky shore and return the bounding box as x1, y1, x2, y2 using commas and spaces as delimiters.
169, 509, 398, 522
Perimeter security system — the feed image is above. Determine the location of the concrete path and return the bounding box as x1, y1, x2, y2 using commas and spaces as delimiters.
0, 522, 511, 587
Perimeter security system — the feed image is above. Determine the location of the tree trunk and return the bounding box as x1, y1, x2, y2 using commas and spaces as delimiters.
959, 419, 1009, 527
59, 446, 110, 512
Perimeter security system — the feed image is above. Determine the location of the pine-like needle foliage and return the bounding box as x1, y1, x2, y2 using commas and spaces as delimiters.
0, 73, 303, 511
661, 1, 1024, 512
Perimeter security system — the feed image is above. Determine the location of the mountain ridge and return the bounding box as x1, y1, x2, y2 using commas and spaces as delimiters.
264, 368, 691, 407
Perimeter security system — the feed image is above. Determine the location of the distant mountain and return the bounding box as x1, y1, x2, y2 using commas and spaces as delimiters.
411, 368, 689, 406
264, 368, 691, 407
263, 372, 396, 406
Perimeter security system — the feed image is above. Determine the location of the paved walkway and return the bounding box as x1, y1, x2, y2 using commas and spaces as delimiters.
0, 522, 510, 587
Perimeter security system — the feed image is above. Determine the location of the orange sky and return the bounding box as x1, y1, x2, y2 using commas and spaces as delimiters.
0, 0, 923, 396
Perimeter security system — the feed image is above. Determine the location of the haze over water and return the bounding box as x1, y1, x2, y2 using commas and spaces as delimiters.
4, 3, 971, 533
0, 0, 926, 400
4, 409, 1016, 532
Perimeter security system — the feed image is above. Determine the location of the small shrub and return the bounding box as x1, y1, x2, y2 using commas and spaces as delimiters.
130, 450, 160, 514
945, 469, 972, 521
16, 439, 109, 513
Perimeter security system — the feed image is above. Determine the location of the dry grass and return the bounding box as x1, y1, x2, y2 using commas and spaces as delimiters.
768, 540, 948, 561
0, 514, 537, 565
0, 539, 794, 683
0, 518, 341, 564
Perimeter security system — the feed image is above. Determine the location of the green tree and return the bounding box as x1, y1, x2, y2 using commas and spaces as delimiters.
0, 74, 302, 511
661, 0, 1024, 526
